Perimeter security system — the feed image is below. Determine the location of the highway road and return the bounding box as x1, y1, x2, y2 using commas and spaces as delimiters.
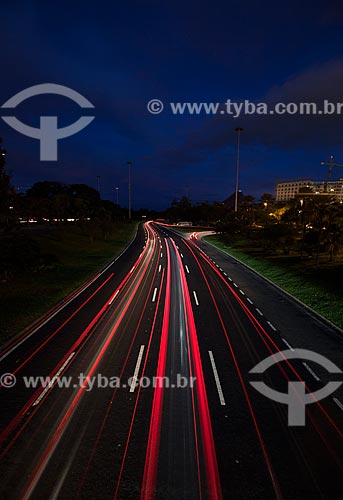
0, 222, 343, 499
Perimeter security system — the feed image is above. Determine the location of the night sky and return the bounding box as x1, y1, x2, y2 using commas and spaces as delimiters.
2, 1, 343, 209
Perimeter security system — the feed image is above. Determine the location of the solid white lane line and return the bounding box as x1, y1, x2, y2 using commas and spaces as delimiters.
99, 262, 113, 275
267, 321, 277, 331
152, 288, 158, 302
158, 264, 162, 272
185, 265, 190, 274
32, 352, 75, 406
333, 397, 343, 412
256, 308, 263, 316
193, 291, 199, 306
302, 362, 320, 381
247, 298, 253, 305
282, 338, 294, 351
109, 290, 120, 305
130, 345, 145, 393
208, 351, 226, 406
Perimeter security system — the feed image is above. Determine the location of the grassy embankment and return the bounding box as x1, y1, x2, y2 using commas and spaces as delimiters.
204, 235, 343, 330
0, 223, 137, 343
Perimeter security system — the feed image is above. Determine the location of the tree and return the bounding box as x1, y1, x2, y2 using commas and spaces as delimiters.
26, 181, 68, 220
0, 137, 15, 228
260, 193, 274, 205
260, 222, 296, 255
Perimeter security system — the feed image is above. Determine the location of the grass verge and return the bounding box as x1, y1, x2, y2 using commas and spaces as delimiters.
0, 222, 138, 344
204, 235, 343, 330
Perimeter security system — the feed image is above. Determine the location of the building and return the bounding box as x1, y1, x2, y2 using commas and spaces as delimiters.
275, 178, 343, 202
275, 179, 312, 201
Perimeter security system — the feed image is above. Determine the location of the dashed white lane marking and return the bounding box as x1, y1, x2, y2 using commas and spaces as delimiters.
239, 289, 245, 295
160, 253, 163, 258
255, 308, 263, 316
152, 288, 158, 302
181, 253, 184, 258
208, 351, 226, 406
233, 283, 238, 288
333, 397, 343, 412
158, 264, 162, 272
185, 265, 190, 274
32, 352, 75, 406
130, 345, 145, 393
223, 272, 227, 276
219, 267, 223, 271
193, 291, 199, 306
282, 338, 294, 351
247, 298, 253, 305
109, 290, 120, 305
228, 277, 232, 281
302, 362, 320, 381
267, 321, 277, 331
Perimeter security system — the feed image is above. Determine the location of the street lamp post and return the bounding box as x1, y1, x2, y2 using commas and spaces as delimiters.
127, 161, 132, 219
234, 127, 243, 212
96, 175, 101, 195
115, 187, 119, 206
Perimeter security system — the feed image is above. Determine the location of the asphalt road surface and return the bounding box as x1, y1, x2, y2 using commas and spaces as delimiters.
0, 222, 343, 500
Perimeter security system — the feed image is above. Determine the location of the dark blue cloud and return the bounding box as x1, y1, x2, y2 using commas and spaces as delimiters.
1, 1, 343, 208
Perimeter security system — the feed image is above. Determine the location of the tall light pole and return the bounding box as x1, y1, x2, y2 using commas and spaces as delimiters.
115, 187, 119, 206
96, 175, 101, 196
234, 127, 243, 212
127, 161, 132, 219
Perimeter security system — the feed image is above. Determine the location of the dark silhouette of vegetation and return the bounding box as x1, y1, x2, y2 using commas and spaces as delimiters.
0, 138, 15, 229
0, 140, 137, 280
216, 193, 343, 264
162, 189, 343, 265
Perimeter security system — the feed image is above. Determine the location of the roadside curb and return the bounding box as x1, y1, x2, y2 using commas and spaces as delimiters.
202, 237, 343, 336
